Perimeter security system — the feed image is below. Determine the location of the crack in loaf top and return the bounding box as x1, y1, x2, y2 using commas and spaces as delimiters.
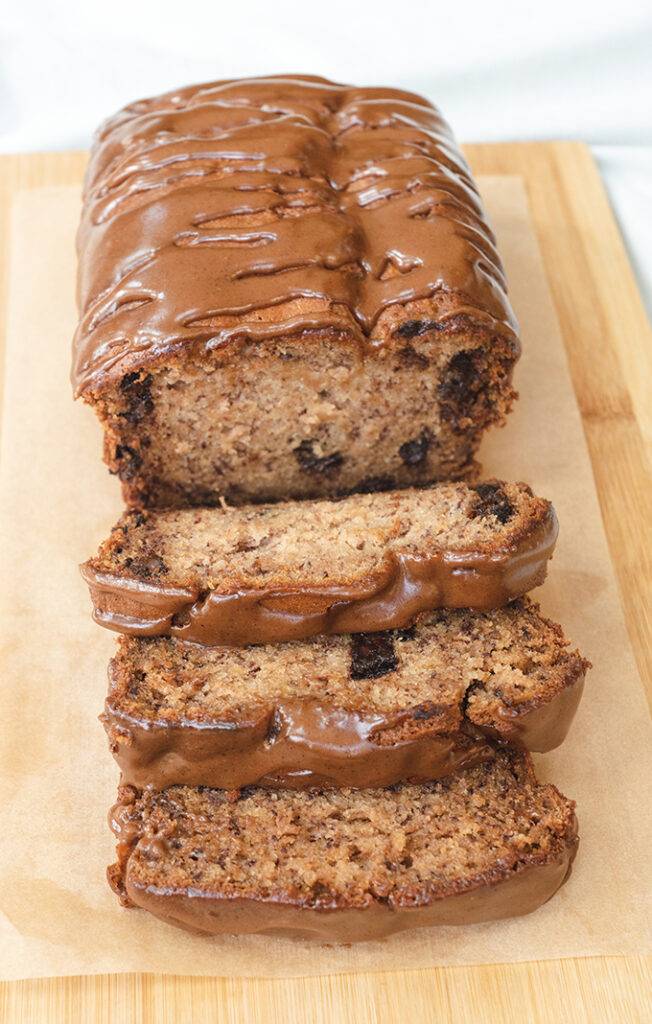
72, 75, 519, 396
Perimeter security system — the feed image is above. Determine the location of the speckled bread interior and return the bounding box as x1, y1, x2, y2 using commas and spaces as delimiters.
104, 598, 588, 790
108, 750, 578, 941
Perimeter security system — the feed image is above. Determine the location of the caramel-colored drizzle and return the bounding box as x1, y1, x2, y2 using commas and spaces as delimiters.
73, 75, 517, 395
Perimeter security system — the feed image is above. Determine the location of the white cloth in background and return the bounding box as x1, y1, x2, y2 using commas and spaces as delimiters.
2, 0, 651, 314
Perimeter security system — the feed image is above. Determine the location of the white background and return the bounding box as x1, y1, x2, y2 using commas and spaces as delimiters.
3, 0, 651, 313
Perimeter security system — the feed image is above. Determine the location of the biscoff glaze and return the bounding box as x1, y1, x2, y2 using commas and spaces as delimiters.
103, 681, 585, 792
107, 756, 578, 941
81, 507, 557, 646
72, 75, 518, 396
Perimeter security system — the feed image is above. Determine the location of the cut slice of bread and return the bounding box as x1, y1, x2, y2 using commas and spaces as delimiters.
108, 749, 578, 942
82, 481, 557, 646
104, 598, 588, 791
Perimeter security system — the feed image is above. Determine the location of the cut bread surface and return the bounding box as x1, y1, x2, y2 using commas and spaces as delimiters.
108, 599, 585, 726
88, 481, 548, 587
82, 482, 558, 646
109, 750, 578, 940
104, 599, 588, 790
91, 328, 518, 509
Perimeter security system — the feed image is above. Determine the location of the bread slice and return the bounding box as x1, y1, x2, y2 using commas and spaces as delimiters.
108, 750, 578, 941
82, 481, 557, 646
73, 76, 519, 510
104, 599, 588, 791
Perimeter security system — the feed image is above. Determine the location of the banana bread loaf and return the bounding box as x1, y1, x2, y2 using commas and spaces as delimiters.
81, 481, 557, 646
108, 750, 578, 941
72, 75, 520, 509
104, 599, 588, 790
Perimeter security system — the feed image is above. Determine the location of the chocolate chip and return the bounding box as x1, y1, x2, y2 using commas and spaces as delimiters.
119, 372, 140, 391
397, 344, 429, 369
114, 444, 142, 480
396, 319, 443, 339
123, 555, 168, 579
119, 373, 154, 424
293, 439, 344, 476
438, 349, 483, 425
471, 482, 514, 524
398, 428, 432, 467
311, 881, 331, 896
350, 632, 398, 679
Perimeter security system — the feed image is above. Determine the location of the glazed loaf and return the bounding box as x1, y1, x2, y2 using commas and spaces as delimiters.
104, 599, 588, 791
81, 481, 558, 646
72, 75, 520, 509
108, 750, 578, 941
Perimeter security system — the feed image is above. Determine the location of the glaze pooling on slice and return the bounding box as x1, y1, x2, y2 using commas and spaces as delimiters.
72, 75, 518, 396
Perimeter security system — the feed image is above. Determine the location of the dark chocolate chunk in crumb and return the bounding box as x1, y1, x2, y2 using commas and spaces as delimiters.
123, 555, 169, 579
396, 319, 443, 340
119, 372, 154, 424
114, 444, 143, 480
350, 632, 398, 680
119, 371, 141, 392
438, 350, 483, 424
471, 482, 515, 524
398, 428, 432, 467
293, 439, 344, 476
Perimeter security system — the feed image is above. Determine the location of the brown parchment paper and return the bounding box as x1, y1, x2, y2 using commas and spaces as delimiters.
0, 178, 650, 981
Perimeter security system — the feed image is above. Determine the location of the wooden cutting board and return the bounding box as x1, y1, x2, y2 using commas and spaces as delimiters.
0, 142, 649, 1023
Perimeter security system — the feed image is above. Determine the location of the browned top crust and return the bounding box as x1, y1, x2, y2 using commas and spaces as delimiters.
72, 74, 519, 397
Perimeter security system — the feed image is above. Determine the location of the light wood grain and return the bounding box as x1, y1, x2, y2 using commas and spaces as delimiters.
0, 143, 650, 1023
465, 142, 652, 705
1, 957, 650, 1024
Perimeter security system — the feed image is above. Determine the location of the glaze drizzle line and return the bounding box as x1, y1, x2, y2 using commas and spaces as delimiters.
73, 75, 518, 396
